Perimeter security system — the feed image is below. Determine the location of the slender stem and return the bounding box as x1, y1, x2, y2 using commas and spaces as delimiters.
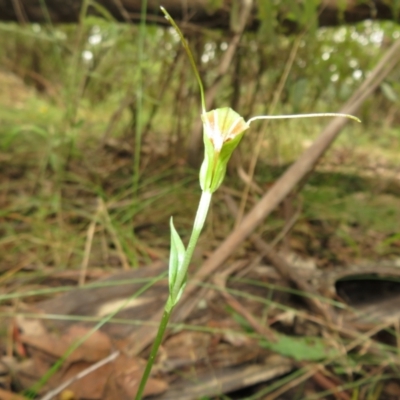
185, 190, 213, 269
160, 7, 206, 113
134, 309, 171, 400
135, 191, 212, 399
171, 190, 212, 300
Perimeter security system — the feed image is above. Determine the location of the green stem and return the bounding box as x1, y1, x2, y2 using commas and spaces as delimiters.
160, 7, 206, 113
171, 190, 212, 301
134, 309, 171, 400
135, 190, 212, 400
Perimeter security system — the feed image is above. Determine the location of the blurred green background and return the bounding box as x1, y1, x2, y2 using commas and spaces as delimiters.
0, 1, 399, 275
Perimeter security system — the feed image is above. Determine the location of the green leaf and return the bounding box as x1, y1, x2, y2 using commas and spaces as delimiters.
168, 218, 186, 306
260, 334, 339, 361
381, 82, 398, 103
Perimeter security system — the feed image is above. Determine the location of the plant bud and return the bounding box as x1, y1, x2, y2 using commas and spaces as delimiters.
199, 107, 249, 192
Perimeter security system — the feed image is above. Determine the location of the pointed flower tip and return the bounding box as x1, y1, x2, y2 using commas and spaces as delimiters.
201, 107, 249, 152
160, 6, 170, 21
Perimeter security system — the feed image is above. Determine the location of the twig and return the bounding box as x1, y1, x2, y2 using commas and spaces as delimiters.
11, 0, 28, 24
224, 193, 332, 321
100, 198, 131, 270
101, 92, 134, 146
306, 366, 351, 400
40, 351, 120, 400
270, 202, 302, 248
79, 198, 102, 286
213, 260, 276, 342
112, 0, 132, 23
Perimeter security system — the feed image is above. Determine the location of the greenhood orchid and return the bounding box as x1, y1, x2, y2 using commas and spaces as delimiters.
200, 107, 249, 193
134, 7, 360, 400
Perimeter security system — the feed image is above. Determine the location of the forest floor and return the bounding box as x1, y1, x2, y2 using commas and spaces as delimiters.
1, 69, 400, 399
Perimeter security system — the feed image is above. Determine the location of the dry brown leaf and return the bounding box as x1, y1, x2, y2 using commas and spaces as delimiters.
103, 354, 168, 399
62, 360, 113, 399
20, 326, 111, 364
0, 387, 26, 400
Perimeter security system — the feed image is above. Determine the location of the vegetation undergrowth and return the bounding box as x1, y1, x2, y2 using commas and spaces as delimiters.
0, 3, 399, 399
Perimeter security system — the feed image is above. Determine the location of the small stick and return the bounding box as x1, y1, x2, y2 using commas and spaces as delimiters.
79, 198, 102, 286
101, 198, 131, 270
213, 260, 276, 342
39, 350, 120, 400
224, 192, 333, 321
